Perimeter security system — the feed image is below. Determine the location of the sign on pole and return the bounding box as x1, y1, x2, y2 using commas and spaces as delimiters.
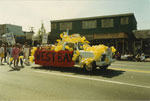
6, 33, 16, 45
42, 34, 48, 44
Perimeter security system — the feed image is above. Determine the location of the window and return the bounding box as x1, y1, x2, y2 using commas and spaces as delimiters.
121, 17, 129, 25
101, 19, 114, 28
65, 43, 75, 50
51, 23, 57, 29
82, 20, 97, 29
60, 22, 72, 30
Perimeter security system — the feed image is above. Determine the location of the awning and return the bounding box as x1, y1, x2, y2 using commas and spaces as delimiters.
81, 34, 93, 40
94, 32, 128, 39
133, 30, 150, 39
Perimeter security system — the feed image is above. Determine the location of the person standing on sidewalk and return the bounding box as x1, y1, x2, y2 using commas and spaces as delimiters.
0, 44, 5, 65
19, 44, 24, 67
24, 44, 30, 65
12, 43, 20, 69
6, 45, 11, 65
4, 44, 7, 63
9, 45, 15, 67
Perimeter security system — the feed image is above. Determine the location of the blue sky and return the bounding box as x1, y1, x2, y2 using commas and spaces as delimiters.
0, 0, 150, 32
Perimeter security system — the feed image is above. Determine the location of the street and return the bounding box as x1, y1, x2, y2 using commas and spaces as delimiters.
0, 61, 150, 100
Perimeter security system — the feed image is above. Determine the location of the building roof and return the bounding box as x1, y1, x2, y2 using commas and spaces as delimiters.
51, 13, 135, 22
5, 24, 25, 37
133, 29, 150, 39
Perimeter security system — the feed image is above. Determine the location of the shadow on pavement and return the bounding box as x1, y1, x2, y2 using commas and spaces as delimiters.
8, 66, 25, 72
31, 66, 125, 78
96, 69, 125, 78
8, 68, 20, 72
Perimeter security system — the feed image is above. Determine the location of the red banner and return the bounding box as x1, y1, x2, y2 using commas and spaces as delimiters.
34, 50, 75, 67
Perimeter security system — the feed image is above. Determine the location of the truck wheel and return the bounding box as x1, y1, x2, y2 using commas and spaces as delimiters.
84, 62, 96, 72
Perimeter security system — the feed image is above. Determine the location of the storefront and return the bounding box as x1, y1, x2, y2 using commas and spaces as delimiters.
133, 30, 150, 55
92, 32, 130, 54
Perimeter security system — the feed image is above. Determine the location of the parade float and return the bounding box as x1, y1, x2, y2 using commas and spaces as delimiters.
31, 32, 116, 72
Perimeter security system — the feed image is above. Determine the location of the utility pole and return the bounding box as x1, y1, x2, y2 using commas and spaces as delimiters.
29, 26, 34, 32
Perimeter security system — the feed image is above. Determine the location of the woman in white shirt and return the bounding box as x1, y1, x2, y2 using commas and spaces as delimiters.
24, 45, 30, 65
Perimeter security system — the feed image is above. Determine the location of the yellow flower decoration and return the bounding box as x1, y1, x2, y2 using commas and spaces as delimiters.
72, 50, 80, 61
55, 45, 63, 52
60, 33, 63, 38
111, 46, 116, 53
57, 39, 61, 43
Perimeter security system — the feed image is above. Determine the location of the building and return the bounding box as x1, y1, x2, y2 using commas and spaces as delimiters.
133, 29, 150, 54
0, 24, 25, 43
49, 13, 137, 54
24, 31, 35, 45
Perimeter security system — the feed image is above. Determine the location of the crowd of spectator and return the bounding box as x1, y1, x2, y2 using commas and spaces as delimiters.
115, 51, 150, 62
0, 42, 31, 70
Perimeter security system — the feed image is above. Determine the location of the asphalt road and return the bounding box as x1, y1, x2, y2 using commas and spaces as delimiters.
0, 61, 150, 100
